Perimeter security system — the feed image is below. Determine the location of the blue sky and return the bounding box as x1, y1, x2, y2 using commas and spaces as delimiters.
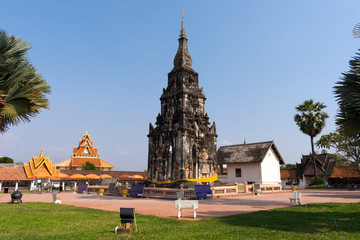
1, 1, 359, 171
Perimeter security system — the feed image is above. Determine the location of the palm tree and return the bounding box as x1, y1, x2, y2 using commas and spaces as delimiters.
0, 30, 51, 132
294, 99, 328, 184
334, 51, 360, 137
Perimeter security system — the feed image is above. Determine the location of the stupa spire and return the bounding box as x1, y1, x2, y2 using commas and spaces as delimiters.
173, 11, 193, 70
180, 9, 185, 38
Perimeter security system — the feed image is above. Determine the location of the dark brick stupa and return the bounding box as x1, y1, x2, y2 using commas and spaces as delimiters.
147, 19, 217, 182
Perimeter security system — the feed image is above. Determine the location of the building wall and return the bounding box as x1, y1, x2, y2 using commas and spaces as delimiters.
226, 162, 262, 184
299, 176, 312, 188
220, 148, 282, 185
260, 149, 281, 185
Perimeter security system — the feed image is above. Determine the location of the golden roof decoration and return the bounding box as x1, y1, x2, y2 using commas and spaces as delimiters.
55, 131, 114, 169
23, 149, 57, 179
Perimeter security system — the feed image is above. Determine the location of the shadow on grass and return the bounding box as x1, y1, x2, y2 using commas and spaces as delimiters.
305, 193, 360, 200
216, 202, 360, 234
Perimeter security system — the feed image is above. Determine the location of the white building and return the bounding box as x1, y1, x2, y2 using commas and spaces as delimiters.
217, 141, 285, 185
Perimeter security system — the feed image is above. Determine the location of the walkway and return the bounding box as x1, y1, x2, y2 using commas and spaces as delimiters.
1, 189, 359, 220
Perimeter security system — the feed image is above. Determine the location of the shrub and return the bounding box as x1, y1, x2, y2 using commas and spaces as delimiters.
310, 176, 324, 186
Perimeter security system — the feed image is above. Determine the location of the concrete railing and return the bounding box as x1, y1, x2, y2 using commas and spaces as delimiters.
143, 187, 195, 199
140, 182, 282, 199
260, 184, 282, 192
211, 185, 238, 196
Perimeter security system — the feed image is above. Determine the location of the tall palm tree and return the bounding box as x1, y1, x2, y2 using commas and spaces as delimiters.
0, 30, 50, 132
294, 99, 328, 184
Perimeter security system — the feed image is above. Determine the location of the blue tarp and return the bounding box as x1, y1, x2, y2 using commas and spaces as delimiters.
194, 184, 213, 199
129, 184, 144, 197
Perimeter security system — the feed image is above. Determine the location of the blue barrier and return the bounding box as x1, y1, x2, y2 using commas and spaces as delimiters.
194, 185, 212, 199
129, 184, 144, 197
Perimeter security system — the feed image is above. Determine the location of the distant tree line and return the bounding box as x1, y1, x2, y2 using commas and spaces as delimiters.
0, 156, 14, 163
280, 164, 297, 170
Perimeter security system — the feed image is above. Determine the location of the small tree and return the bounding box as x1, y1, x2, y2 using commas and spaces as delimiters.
316, 128, 360, 165
82, 161, 96, 170
294, 99, 329, 184
0, 156, 14, 163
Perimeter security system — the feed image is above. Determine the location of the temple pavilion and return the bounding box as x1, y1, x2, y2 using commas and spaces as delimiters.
56, 131, 114, 171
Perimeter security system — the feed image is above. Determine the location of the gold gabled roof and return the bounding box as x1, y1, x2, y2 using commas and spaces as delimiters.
23, 149, 56, 178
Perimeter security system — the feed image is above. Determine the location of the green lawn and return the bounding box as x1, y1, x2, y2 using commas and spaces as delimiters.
0, 202, 359, 239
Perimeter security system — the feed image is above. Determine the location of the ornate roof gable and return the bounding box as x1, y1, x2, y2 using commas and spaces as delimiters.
73, 131, 98, 156
23, 149, 56, 178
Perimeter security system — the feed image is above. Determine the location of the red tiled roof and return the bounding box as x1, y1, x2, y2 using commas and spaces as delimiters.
280, 169, 297, 180
99, 159, 114, 168
0, 168, 32, 181
56, 158, 71, 167
327, 166, 360, 178
72, 158, 101, 166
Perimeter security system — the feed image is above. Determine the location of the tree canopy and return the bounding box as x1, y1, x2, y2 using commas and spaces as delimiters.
82, 161, 96, 170
280, 164, 297, 170
294, 99, 329, 139
0, 156, 14, 163
0, 30, 51, 133
316, 128, 360, 165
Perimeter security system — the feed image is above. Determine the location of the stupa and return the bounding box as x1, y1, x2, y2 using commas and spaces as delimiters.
147, 18, 218, 182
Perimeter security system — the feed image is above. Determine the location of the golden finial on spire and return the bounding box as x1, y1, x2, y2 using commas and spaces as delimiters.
40, 148, 44, 156
244, 139, 246, 144
86, 130, 88, 135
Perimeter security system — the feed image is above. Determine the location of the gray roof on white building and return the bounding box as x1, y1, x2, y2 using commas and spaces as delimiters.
217, 141, 285, 164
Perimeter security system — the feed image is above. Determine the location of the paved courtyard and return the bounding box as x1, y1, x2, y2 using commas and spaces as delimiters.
1, 189, 359, 220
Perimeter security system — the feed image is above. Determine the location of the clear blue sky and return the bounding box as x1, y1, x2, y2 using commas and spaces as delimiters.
1, 1, 359, 171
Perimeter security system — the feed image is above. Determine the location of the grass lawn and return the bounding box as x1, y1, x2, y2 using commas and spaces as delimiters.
0, 202, 359, 240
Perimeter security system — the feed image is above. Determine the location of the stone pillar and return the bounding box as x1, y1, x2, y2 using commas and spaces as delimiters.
15, 181, 19, 191
244, 182, 248, 193
0, 181, 2, 192
74, 181, 77, 189
62, 181, 65, 191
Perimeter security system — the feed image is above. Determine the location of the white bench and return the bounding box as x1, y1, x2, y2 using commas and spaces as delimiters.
175, 200, 198, 219
289, 192, 301, 205
52, 193, 61, 204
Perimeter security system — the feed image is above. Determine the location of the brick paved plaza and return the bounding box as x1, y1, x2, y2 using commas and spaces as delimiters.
1, 189, 359, 220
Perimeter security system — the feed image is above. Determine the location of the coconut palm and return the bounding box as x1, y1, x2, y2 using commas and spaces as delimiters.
294, 99, 328, 184
0, 30, 50, 132
334, 51, 360, 137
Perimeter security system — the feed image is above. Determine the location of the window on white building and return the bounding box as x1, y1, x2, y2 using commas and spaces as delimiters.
222, 164, 227, 175
235, 168, 242, 178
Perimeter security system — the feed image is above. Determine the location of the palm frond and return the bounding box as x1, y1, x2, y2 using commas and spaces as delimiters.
0, 29, 51, 133
353, 23, 360, 38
